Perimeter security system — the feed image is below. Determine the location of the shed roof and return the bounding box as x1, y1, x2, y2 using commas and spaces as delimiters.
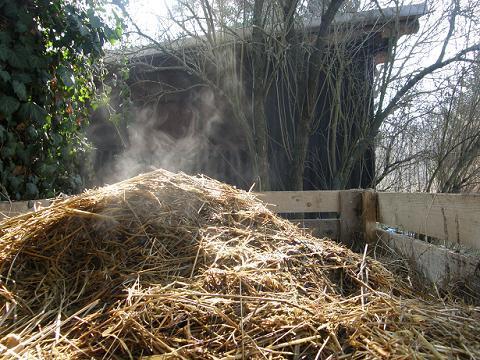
107, 2, 427, 61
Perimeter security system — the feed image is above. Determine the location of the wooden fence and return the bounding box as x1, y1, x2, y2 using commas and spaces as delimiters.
1, 190, 479, 289
255, 190, 358, 246
257, 191, 480, 250
258, 190, 480, 290
377, 192, 480, 250
1, 191, 479, 249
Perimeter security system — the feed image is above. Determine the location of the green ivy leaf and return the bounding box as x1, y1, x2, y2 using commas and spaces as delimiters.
28, 56, 47, 69
115, 25, 123, 39
51, 133, 63, 146
25, 182, 39, 197
0, 44, 9, 61
3, 1, 18, 18
12, 80, 27, 101
1, 143, 16, 158
7, 176, 22, 192
40, 163, 57, 176
0, 124, 5, 142
70, 12, 89, 36
0, 32, 11, 44
12, 72, 32, 84
26, 125, 38, 139
16, 146, 28, 163
89, 14, 102, 29
104, 28, 118, 45
7, 48, 29, 69
15, 21, 29, 33
0, 70, 10, 83
0, 95, 20, 116
57, 65, 76, 88
18, 102, 47, 124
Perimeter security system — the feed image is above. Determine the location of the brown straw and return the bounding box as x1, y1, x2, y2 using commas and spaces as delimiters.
0, 169, 478, 359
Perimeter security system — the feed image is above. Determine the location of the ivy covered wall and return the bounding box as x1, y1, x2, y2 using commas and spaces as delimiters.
0, 0, 123, 200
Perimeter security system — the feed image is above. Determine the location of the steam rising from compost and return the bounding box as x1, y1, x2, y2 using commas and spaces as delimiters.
90, 46, 254, 188
108, 88, 226, 183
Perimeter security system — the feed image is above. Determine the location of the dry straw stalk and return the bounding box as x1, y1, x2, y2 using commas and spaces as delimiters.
0, 169, 478, 359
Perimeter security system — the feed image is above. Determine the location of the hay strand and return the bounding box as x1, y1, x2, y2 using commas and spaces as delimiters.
0, 169, 478, 359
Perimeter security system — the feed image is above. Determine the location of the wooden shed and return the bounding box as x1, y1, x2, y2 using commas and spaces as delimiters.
89, 3, 427, 190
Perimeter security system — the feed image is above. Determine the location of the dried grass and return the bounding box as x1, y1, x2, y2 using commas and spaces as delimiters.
0, 169, 478, 359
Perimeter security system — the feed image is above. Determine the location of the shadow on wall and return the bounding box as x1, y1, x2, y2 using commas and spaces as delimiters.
87, 88, 253, 188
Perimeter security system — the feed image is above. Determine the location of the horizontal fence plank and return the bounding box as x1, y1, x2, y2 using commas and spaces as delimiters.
0, 200, 52, 220
377, 229, 480, 292
377, 192, 480, 250
292, 219, 339, 239
2, 191, 341, 221
256, 191, 339, 213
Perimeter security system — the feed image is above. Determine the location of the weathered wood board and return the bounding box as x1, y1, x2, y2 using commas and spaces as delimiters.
292, 219, 340, 239
0, 200, 52, 220
377, 229, 480, 292
256, 191, 339, 213
377, 192, 480, 250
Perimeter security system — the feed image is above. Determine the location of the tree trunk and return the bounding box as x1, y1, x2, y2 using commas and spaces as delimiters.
250, 0, 270, 190
288, 0, 345, 190
252, 89, 270, 190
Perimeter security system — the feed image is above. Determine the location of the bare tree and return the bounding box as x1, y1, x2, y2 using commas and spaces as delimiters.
111, 0, 479, 191
376, 58, 480, 193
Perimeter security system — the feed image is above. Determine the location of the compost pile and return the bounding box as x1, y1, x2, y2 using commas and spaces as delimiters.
0, 170, 479, 359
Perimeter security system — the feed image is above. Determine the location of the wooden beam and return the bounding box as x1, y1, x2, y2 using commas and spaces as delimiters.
377, 229, 480, 292
339, 190, 363, 248
377, 193, 480, 250
256, 191, 339, 213
292, 219, 339, 239
362, 190, 377, 245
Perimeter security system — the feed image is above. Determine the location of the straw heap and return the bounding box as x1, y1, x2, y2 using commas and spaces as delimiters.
0, 169, 478, 359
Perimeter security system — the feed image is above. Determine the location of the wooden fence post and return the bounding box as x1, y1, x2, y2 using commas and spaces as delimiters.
362, 190, 378, 245
339, 190, 363, 248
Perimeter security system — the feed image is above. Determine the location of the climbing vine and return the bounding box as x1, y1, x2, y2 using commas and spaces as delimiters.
0, 0, 124, 200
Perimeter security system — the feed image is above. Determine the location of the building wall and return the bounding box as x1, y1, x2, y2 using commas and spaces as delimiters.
88, 33, 386, 189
